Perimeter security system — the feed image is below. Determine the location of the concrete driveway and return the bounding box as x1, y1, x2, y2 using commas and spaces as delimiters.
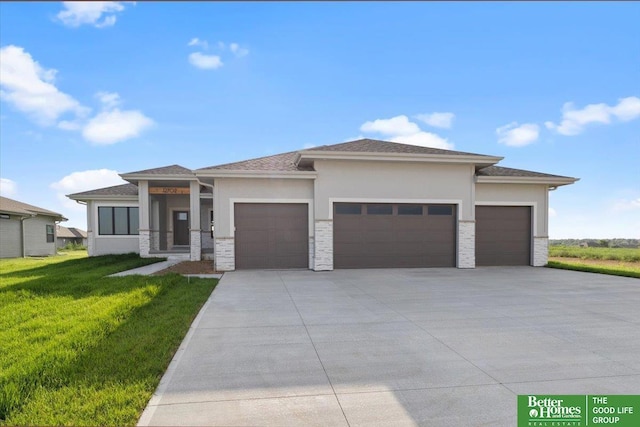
138, 268, 640, 426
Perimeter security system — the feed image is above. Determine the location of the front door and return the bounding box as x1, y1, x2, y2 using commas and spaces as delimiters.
173, 211, 189, 246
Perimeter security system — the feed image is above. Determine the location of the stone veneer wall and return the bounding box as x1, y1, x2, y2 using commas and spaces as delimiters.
215, 237, 235, 271
308, 236, 315, 270
533, 236, 548, 267
458, 220, 475, 268
87, 230, 94, 256
139, 230, 150, 257
314, 220, 333, 271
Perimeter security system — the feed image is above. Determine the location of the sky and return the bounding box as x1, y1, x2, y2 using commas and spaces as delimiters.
0, 2, 638, 238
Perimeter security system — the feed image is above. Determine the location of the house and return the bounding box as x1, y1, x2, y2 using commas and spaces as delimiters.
67, 139, 578, 270
56, 225, 88, 248
0, 196, 67, 258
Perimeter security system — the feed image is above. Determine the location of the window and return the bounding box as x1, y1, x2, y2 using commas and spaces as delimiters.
366, 204, 392, 215
398, 205, 423, 215
0, 214, 10, 220
335, 204, 362, 215
428, 205, 453, 216
210, 210, 215, 238
98, 207, 139, 235
46, 224, 54, 243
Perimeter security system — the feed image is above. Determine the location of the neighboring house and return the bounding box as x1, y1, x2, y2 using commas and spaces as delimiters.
0, 196, 67, 258
56, 225, 88, 248
67, 138, 578, 271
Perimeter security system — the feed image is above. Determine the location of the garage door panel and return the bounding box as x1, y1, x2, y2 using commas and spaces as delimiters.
334, 203, 456, 269
476, 206, 531, 266
234, 203, 308, 269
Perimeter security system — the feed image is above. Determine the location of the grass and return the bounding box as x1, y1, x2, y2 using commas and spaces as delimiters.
0, 252, 217, 426
546, 260, 640, 279
549, 245, 640, 262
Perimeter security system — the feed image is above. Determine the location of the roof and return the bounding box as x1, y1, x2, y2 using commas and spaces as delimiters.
198, 151, 312, 172
476, 165, 575, 179
68, 183, 139, 198
122, 164, 193, 176
0, 196, 66, 219
57, 226, 87, 239
198, 139, 499, 173
307, 138, 490, 157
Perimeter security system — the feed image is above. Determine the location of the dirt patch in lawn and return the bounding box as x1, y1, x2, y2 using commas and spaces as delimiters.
153, 261, 221, 275
549, 257, 640, 269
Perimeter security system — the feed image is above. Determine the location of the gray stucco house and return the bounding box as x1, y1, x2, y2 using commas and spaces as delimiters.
67, 139, 578, 270
0, 196, 67, 258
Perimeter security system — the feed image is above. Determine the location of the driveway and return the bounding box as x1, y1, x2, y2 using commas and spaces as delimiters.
138, 268, 640, 426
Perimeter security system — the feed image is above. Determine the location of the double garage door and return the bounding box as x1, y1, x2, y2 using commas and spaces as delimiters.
233, 203, 531, 269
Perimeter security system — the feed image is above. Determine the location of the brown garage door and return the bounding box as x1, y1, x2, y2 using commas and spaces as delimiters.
333, 203, 456, 269
234, 203, 308, 269
476, 206, 531, 266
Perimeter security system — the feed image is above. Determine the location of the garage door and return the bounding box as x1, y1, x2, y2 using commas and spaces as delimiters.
476, 206, 531, 266
234, 203, 308, 269
333, 203, 456, 269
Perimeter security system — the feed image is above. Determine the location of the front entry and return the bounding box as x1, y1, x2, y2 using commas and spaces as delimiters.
173, 211, 189, 246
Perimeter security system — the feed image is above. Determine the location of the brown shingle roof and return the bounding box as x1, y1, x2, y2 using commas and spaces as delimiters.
198, 151, 313, 172
476, 165, 575, 179
57, 226, 87, 239
0, 196, 65, 218
123, 164, 193, 175
307, 138, 493, 157
68, 183, 139, 198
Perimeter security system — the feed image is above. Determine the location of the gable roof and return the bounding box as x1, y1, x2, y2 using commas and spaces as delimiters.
0, 196, 66, 219
57, 226, 87, 239
68, 183, 139, 199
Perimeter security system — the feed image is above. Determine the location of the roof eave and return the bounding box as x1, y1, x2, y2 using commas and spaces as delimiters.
298, 150, 503, 166
119, 173, 197, 183
194, 170, 318, 179
67, 194, 139, 201
476, 176, 579, 186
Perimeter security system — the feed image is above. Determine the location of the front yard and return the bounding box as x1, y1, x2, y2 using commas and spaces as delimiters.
0, 252, 217, 426
548, 246, 640, 278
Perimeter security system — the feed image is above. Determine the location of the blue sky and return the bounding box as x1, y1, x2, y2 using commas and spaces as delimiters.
1, 2, 638, 237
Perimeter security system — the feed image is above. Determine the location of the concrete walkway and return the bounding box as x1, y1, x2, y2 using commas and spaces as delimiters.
138, 268, 640, 426
109, 259, 183, 276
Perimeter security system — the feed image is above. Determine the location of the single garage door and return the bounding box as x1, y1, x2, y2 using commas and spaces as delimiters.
333, 203, 456, 269
234, 203, 308, 269
476, 206, 531, 266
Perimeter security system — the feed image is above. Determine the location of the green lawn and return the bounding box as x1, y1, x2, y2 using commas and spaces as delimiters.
0, 252, 217, 426
549, 245, 640, 262
547, 260, 640, 279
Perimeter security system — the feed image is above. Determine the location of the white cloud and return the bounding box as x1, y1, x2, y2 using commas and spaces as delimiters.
546, 96, 640, 136
0, 45, 89, 126
549, 207, 557, 217
611, 198, 640, 213
360, 115, 420, 136
229, 43, 249, 58
56, 2, 129, 28
391, 132, 453, 150
96, 91, 121, 109
188, 52, 223, 70
414, 112, 455, 129
496, 122, 540, 147
51, 169, 126, 211
82, 108, 154, 145
0, 178, 17, 197
187, 38, 209, 49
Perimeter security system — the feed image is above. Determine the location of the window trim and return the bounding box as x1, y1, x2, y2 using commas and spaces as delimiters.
98, 206, 140, 236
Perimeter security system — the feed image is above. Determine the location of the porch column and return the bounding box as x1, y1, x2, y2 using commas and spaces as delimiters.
138, 180, 150, 257
189, 180, 201, 261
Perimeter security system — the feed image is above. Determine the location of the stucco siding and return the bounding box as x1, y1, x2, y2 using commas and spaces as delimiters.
214, 178, 314, 238
90, 200, 140, 256
313, 160, 474, 220
0, 215, 21, 258
23, 216, 57, 257
475, 183, 548, 236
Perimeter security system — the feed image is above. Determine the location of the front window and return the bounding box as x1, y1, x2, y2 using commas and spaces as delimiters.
98, 207, 139, 235
46, 225, 54, 242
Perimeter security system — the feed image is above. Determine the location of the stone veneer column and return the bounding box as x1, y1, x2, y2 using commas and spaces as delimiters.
458, 220, 475, 268
215, 237, 235, 271
313, 220, 333, 271
189, 181, 201, 261
87, 230, 95, 256
190, 231, 201, 261
308, 236, 315, 270
139, 230, 150, 258
533, 236, 548, 266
